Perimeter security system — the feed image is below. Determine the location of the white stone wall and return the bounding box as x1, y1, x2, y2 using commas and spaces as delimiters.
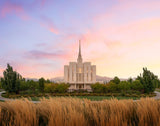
91, 65, 96, 83
72, 62, 76, 82
64, 65, 69, 83
64, 61, 96, 90
83, 62, 92, 83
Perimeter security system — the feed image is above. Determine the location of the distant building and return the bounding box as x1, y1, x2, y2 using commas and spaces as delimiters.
64, 40, 96, 91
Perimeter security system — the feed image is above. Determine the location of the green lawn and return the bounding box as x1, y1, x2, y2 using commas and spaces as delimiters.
29, 96, 140, 101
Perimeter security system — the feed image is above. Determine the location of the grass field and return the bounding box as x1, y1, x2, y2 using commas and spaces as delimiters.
30, 96, 140, 101
0, 97, 160, 126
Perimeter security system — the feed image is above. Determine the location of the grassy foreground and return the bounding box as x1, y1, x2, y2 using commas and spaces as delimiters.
0, 97, 160, 126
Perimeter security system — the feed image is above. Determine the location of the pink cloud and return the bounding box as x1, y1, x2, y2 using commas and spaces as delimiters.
25, 50, 69, 60
40, 0, 47, 7
0, 1, 30, 20
11, 62, 64, 79
0, 66, 4, 77
40, 16, 59, 34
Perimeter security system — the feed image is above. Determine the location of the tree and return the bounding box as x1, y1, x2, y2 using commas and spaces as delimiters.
91, 83, 104, 93
44, 83, 57, 93
108, 82, 118, 92
137, 68, 158, 93
110, 76, 120, 84
1, 64, 22, 94
55, 83, 69, 93
118, 81, 131, 92
131, 80, 143, 91
127, 78, 133, 83
39, 78, 45, 92
45, 79, 51, 83
0, 79, 2, 89
20, 80, 29, 91
26, 80, 39, 93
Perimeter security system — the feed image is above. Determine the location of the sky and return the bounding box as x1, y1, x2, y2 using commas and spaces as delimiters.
0, 0, 160, 79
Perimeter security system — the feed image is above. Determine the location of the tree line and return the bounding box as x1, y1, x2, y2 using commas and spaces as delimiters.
0, 64, 69, 94
0, 64, 160, 94
91, 68, 160, 94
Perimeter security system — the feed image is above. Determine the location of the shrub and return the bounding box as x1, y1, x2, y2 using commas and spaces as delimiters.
91, 83, 104, 93
108, 82, 118, 92
55, 83, 69, 93
131, 80, 144, 91
118, 81, 131, 92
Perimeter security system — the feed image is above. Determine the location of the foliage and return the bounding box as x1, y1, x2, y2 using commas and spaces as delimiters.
1, 64, 22, 94
118, 81, 131, 92
108, 82, 118, 92
44, 83, 57, 93
27, 80, 39, 92
44, 83, 69, 93
39, 77, 45, 92
131, 80, 144, 91
137, 68, 159, 93
127, 78, 133, 83
45, 79, 51, 83
0, 79, 2, 89
91, 82, 105, 93
20, 80, 29, 91
55, 83, 69, 93
110, 76, 120, 84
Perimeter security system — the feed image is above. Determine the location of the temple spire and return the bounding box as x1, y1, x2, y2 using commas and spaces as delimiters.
79, 40, 81, 57
77, 40, 82, 63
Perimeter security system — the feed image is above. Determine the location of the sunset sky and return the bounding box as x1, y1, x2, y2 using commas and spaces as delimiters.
0, 0, 160, 79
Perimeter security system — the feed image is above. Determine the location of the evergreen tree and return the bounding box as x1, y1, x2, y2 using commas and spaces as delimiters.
39, 77, 45, 92
1, 64, 22, 94
137, 68, 158, 93
110, 76, 120, 84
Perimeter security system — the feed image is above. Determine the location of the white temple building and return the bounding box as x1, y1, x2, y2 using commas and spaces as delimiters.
64, 41, 96, 91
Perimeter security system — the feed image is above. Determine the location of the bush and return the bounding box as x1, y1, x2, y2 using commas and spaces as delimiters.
91, 83, 104, 93
55, 83, 69, 93
108, 82, 118, 92
131, 80, 143, 91
118, 81, 131, 92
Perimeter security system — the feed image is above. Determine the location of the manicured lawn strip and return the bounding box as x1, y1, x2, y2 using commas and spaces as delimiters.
74, 96, 139, 100
2, 92, 155, 101
29, 96, 140, 101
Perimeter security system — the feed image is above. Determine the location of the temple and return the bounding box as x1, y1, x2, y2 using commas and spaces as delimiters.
64, 40, 96, 91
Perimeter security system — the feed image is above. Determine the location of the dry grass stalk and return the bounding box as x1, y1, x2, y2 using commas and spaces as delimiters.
0, 97, 160, 126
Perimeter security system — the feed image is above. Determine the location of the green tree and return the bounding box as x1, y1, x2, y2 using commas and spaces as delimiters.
0, 79, 2, 89
131, 80, 143, 91
26, 80, 39, 93
55, 83, 69, 93
109, 82, 118, 92
1, 64, 22, 94
45, 79, 51, 83
110, 76, 120, 84
127, 78, 133, 83
118, 81, 131, 92
20, 80, 29, 91
137, 68, 158, 93
91, 83, 104, 93
44, 83, 57, 93
39, 77, 45, 92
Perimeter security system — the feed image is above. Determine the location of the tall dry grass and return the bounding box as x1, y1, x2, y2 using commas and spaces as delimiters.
0, 97, 160, 126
